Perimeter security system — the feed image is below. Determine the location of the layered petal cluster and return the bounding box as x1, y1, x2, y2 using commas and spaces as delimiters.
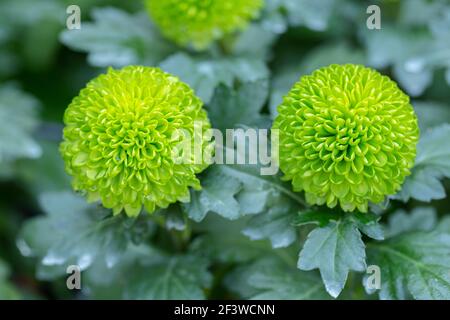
273, 64, 419, 212
145, 0, 264, 50
60, 66, 212, 217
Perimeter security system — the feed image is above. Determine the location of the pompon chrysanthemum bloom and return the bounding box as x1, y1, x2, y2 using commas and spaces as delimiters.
273, 64, 419, 212
60, 66, 213, 217
145, 0, 264, 50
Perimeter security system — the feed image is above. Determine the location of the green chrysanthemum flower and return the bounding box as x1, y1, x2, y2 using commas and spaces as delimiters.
60, 66, 212, 217
273, 64, 419, 212
145, 0, 264, 50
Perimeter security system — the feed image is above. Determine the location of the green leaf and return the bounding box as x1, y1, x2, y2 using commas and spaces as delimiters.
185, 160, 303, 249
183, 166, 242, 222
16, 140, 71, 195
385, 207, 437, 238
236, 189, 270, 215
293, 210, 384, 240
393, 63, 433, 97
413, 101, 450, 131
230, 23, 279, 60
229, 0, 288, 59
18, 191, 155, 280
349, 212, 385, 241
394, 125, 450, 202
217, 163, 306, 208
84, 244, 212, 299
366, 218, 450, 300
83, 244, 158, 299
0, 52, 17, 79
0, 83, 41, 171
163, 204, 187, 231
185, 157, 304, 222
160, 52, 269, 103
362, 25, 431, 69
190, 215, 273, 264
124, 254, 212, 300
226, 256, 330, 299
282, 0, 337, 31
208, 80, 270, 132
293, 210, 338, 227
243, 198, 297, 248
60, 8, 173, 68
298, 219, 367, 298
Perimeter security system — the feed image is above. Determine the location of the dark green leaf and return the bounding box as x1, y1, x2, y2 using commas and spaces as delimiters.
208, 80, 270, 132
125, 254, 212, 300
243, 198, 297, 248
160, 52, 269, 103
226, 256, 329, 299
292, 210, 338, 227
84, 244, 212, 300
18, 191, 155, 279
293, 210, 384, 240
183, 166, 242, 222
413, 101, 450, 131
60, 8, 173, 68
0, 84, 41, 171
394, 125, 450, 202
217, 164, 306, 208
366, 218, 450, 300
190, 215, 273, 264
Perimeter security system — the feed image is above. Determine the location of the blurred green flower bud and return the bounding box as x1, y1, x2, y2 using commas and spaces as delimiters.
145, 0, 264, 50
273, 64, 419, 212
60, 66, 212, 217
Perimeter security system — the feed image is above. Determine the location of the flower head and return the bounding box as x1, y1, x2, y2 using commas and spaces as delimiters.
145, 0, 264, 50
60, 66, 212, 217
273, 64, 419, 212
